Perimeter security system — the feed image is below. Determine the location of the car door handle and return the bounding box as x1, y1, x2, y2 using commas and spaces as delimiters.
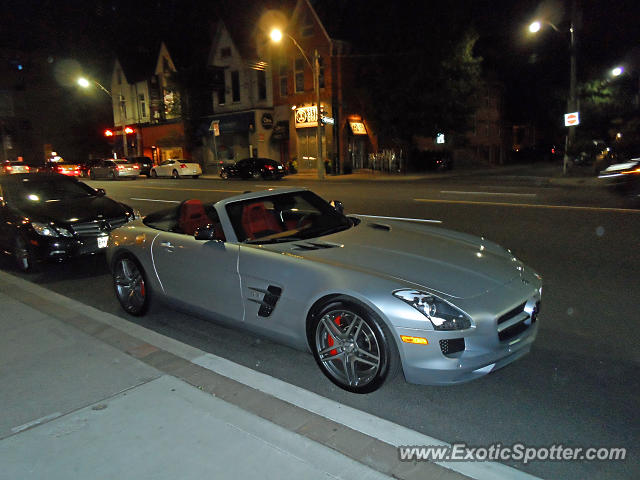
160, 241, 174, 248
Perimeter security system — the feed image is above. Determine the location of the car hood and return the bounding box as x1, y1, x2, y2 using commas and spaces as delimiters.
15, 196, 128, 225
265, 218, 525, 299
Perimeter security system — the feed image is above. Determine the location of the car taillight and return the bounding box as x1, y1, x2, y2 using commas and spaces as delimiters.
180, 164, 187, 168
117, 165, 125, 170
266, 164, 274, 170
25, 166, 30, 171
133, 165, 139, 169
5, 166, 12, 171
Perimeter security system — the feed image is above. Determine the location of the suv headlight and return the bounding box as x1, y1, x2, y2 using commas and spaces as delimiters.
393, 289, 472, 330
31, 222, 73, 237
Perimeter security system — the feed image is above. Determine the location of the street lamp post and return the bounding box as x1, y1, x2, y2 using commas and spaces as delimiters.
270, 28, 324, 180
77, 76, 129, 157
529, 0, 578, 176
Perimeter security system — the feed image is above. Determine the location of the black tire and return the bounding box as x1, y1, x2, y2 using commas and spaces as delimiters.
112, 255, 150, 316
309, 299, 400, 393
192, 175, 199, 179
13, 234, 36, 273
252, 171, 261, 180
89, 170, 96, 180
220, 171, 229, 179
151, 170, 158, 178
109, 170, 116, 180
172, 169, 179, 179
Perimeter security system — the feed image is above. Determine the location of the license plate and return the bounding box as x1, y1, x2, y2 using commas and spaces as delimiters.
97, 236, 108, 248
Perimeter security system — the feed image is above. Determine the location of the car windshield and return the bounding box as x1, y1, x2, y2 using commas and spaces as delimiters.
226, 190, 351, 243
4, 176, 95, 204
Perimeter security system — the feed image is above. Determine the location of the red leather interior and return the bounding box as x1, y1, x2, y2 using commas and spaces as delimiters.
241, 202, 282, 240
178, 199, 211, 235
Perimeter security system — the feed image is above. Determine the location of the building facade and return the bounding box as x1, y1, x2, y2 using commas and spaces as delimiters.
201, 19, 279, 172
110, 42, 186, 164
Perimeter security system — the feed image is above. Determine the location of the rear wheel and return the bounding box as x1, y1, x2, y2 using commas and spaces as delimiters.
151, 170, 158, 178
113, 255, 150, 316
220, 171, 229, 179
89, 170, 96, 179
309, 299, 400, 393
13, 235, 35, 273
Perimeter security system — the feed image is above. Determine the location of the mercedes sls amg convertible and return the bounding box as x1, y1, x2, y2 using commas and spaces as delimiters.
107, 188, 541, 393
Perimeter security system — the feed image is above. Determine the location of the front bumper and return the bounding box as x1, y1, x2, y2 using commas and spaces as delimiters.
391, 280, 541, 386
28, 234, 110, 262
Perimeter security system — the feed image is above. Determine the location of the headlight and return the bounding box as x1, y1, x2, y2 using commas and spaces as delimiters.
32, 222, 73, 237
393, 289, 472, 330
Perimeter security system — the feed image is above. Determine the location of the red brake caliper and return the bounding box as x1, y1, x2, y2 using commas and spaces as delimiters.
327, 315, 342, 356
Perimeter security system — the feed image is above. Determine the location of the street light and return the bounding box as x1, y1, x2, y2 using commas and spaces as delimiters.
77, 76, 130, 156
529, 8, 577, 176
270, 28, 324, 179
611, 66, 624, 77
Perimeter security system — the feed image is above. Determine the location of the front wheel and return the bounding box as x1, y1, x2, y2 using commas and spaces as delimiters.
172, 169, 180, 179
150, 170, 158, 178
220, 171, 229, 179
109, 171, 116, 180
252, 171, 261, 180
113, 255, 150, 316
89, 170, 96, 180
309, 300, 400, 393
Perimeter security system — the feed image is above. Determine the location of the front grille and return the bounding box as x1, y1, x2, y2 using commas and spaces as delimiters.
497, 301, 534, 342
71, 216, 128, 237
439, 338, 465, 356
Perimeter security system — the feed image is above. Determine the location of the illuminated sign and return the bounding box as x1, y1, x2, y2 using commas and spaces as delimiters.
564, 112, 580, 127
294, 106, 318, 128
436, 133, 445, 144
349, 122, 367, 135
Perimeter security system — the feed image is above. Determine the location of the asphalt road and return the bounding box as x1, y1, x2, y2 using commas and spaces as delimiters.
3, 173, 638, 480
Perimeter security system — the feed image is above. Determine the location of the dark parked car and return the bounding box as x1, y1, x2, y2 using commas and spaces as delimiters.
220, 157, 285, 180
79, 159, 101, 177
126, 156, 153, 176
89, 159, 140, 179
0, 173, 135, 271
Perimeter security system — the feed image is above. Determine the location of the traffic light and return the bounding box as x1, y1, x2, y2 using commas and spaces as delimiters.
104, 129, 114, 137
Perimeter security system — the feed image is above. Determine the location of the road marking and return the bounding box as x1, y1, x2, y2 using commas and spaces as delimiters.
12, 412, 62, 433
441, 190, 537, 197
415, 198, 640, 213
126, 186, 244, 193
130, 198, 180, 203
355, 214, 442, 224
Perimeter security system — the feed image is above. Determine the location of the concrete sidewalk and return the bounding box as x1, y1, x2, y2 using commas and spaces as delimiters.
0, 271, 480, 480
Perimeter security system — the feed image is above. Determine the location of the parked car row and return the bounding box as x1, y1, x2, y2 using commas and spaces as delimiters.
0, 172, 541, 394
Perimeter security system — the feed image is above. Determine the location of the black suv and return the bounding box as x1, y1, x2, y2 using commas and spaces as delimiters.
220, 157, 285, 180
126, 156, 153, 176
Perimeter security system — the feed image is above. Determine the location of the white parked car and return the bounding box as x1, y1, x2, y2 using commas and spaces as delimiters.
150, 159, 202, 179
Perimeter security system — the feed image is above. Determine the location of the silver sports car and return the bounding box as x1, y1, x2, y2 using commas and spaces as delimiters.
107, 188, 541, 393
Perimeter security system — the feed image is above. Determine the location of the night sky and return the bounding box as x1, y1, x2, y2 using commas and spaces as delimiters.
2, 0, 638, 125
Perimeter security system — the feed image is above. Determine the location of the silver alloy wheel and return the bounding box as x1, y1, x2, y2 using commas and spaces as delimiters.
172, 169, 179, 179
221, 171, 228, 179
315, 309, 381, 389
14, 236, 32, 272
113, 257, 148, 315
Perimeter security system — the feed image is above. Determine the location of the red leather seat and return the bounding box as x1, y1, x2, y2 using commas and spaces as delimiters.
241, 202, 282, 240
178, 199, 211, 235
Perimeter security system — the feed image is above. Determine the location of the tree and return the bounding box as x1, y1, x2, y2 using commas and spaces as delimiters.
356, 29, 483, 148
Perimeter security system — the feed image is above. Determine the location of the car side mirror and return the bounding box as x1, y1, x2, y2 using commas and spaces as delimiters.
329, 200, 344, 215
96, 188, 106, 196
194, 224, 219, 241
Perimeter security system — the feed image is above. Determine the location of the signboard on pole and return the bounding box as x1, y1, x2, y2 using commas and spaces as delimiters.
209, 120, 220, 136
564, 112, 580, 127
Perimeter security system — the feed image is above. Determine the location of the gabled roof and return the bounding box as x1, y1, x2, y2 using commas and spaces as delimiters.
215, 0, 296, 60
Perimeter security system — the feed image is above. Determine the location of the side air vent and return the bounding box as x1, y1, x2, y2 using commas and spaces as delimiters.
248, 285, 282, 317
